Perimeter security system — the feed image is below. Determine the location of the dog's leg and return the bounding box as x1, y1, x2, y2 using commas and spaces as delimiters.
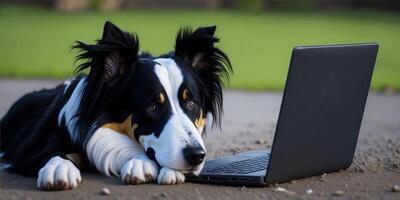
157, 167, 185, 185
86, 127, 159, 185
37, 156, 82, 190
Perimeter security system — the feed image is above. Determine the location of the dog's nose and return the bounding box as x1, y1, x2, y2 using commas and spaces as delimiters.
183, 146, 206, 166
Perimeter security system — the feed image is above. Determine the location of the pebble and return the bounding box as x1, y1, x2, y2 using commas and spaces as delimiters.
240, 186, 246, 191
255, 139, 267, 145
274, 187, 296, 195
354, 165, 367, 172
320, 173, 328, 182
391, 185, 400, 192
274, 187, 286, 192
392, 161, 400, 168
160, 193, 168, 197
305, 188, 313, 194
100, 187, 111, 195
152, 192, 169, 200
332, 190, 344, 196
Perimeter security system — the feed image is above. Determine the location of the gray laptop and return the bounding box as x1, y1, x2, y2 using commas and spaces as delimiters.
186, 43, 379, 186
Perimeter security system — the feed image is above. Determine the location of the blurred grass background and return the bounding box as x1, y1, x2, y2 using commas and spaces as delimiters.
0, 4, 399, 90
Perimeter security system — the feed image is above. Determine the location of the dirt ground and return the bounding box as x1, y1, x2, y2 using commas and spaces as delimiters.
0, 79, 399, 200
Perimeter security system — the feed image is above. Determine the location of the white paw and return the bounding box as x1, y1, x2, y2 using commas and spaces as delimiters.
157, 167, 185, 185
121, 157, 159, 184
37, 156, 82, 190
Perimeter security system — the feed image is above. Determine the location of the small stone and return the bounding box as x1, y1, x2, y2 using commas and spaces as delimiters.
305, 188, 313, 194
160, 192, 168, 197
274, 187, 286, 192
274, 187, 296, 195
240, 186, 246, 191
392, 161, 400, 168
391, 185, 400, 192
320, 173, 328, 182
100, 187, 110, 195
354, 165, 366, 172
255, 139, 267, 145
332, 190, 344, 196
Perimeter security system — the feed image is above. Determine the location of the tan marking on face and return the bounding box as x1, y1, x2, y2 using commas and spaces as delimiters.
102, 114, 138, 139
158, 93, 165, 104
195, 110, 206, 133
182, 89, 189, 100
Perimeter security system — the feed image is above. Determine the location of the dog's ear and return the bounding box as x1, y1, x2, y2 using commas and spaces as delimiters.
175, 26, 219, 69
175, 26, 233, 128
74, 21, 139, 82
72, 21, 140, 126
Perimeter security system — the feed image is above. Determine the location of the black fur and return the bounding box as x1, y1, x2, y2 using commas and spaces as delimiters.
0, 21, 232, 177
71, 22, 140, 146
174, 26, 233, 128
0, 85, 73, 176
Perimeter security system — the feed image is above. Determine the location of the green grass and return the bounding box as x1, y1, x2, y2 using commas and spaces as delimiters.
1, 5, 399, 91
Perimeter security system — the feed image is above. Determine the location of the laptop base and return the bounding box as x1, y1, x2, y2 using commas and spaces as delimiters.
186, 150, 269, 186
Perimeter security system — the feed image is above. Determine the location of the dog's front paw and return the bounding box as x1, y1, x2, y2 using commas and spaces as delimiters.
121, 157, 159, 184
157, 167, 185, 185
37, 156, 82, 190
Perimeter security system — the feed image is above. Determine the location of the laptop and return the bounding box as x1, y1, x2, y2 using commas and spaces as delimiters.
186, 43, 379, 186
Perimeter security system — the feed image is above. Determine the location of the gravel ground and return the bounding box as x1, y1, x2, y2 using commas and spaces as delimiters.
1, 79, 400, 200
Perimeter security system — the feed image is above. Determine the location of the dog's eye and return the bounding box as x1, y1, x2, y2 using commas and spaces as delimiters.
146, 104, 158, 112
186, 100, 196, 111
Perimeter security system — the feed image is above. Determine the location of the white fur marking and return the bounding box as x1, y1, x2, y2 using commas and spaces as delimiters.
58, 78, 86, 142
143, 58, 206, 172
37, 156, 81, 190
120, 155, 159, 184
153, 58, 183, 114
157, 167, 185, 184
86, 127, 146, 176
63, 77, 75, 87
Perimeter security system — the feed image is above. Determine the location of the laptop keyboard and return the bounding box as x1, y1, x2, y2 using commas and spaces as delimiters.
205, 155, 270, 174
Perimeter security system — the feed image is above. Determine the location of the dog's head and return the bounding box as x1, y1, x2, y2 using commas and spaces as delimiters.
74, 22, 231, 174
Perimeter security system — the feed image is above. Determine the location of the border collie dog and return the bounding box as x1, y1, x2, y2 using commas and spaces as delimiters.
0, 21, 231, 190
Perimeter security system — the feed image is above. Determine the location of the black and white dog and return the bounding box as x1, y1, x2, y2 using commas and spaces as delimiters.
0, 21, 231, 190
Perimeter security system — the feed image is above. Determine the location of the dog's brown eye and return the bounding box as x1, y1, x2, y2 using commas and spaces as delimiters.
186, 100, 196, 111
